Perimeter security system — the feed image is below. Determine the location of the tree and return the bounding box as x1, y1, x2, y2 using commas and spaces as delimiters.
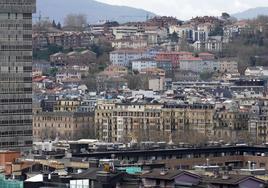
52, 20, 57, 28
56, 22, 62, 30
90, 41, 113, 57
64, 14, 87, 31
33, 44, 64, 61
34, 19, 52, 32
221, 17, 268, 74
221, 12, 230, 20
48, 67, 58, 77
179, 36, 195, 52
200, 72, 214, 81
209, 23, 224, 36
169, 32, 179, 43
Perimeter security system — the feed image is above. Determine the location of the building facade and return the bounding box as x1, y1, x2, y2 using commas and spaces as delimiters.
131, 58, 157, 72
33, 112, 95, 141
0, 0, 36, 150
95, 101, 215, 143
110, 49, 152, 67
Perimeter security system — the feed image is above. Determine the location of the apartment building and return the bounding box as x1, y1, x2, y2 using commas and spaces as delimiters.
95, 100, 163, 142
218, 59, 239, 73
54, 99, 81, 112
213, 108, 249, 141
95, 101, 215, 143
112, 26, 138, 39
249, 102, 268, 143
56, 70, 82, 83
131, 58, 157, 72
110, 49, 151, 67
155, 51, 193, 70
180, 57, 219, 73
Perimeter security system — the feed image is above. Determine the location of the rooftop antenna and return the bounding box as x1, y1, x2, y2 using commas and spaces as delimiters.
39, 11, 42, 22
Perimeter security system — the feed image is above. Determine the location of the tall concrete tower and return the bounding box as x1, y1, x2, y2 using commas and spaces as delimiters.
0, 0, 36, 151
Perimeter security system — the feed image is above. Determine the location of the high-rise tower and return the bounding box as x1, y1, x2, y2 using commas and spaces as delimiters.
0, 0, 36, 150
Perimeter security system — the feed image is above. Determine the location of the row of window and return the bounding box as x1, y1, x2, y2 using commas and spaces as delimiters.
0, 109, 32, 114
0, 88, 32, 94
0, 119, 32, 125
34, 123, 86, 129
0, 98, 32, 103
0, 140, 32, 147
0, 130, 32, 137
1, 44, 32, 51
0, 77, 32, 82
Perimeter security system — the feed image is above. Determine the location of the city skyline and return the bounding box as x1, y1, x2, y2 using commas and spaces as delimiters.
96, 0, 268, 19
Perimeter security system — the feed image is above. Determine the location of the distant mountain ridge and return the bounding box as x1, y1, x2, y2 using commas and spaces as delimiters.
233, 7, 268, 20
35, 0, 156, 24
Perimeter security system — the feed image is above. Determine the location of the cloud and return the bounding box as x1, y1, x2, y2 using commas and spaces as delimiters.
96, 0, 268, 19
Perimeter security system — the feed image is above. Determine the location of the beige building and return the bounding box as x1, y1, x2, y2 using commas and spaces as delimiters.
54, 99, 81, 112
33, 112, 94, 141
218, 59, 239, 73
95, 100, 163, 142
213, 109, 249, 141
149, 78, 164, 91
95, 101, 215, 143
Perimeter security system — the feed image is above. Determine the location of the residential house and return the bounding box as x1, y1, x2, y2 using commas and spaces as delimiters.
50, 52, 67, 67
218, 59, 239, 73
56, 71, 81, 83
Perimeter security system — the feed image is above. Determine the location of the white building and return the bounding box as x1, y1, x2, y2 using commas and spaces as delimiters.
149, 78, 164, 91
169, 23, 212, 42
245, 66, 268, 77
56, 71, 81, 83
112, 39, 148, 49
193, 38, 223, 52
180, 57, 219, 73
110, 49, 152, 67
112, 26, 138, 39
131, 58, 157, 72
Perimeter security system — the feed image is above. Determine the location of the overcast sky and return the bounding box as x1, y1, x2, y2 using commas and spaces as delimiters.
96, 0, 268, 19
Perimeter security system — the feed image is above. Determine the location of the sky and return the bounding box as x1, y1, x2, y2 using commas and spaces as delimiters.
96, 0, 268, 19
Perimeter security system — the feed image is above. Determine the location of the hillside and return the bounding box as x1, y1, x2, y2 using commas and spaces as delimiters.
35, 0, 156, 24
233, 7, 268, 20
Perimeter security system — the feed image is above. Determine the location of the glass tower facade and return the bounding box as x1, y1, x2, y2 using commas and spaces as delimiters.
0, 0, 36, 150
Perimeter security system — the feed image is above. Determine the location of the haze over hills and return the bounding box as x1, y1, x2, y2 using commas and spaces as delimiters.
233, 7, 268, 20
35, 0, 156, 24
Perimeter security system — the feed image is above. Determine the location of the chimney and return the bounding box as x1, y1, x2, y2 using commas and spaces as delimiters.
248, 161, 251, 170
